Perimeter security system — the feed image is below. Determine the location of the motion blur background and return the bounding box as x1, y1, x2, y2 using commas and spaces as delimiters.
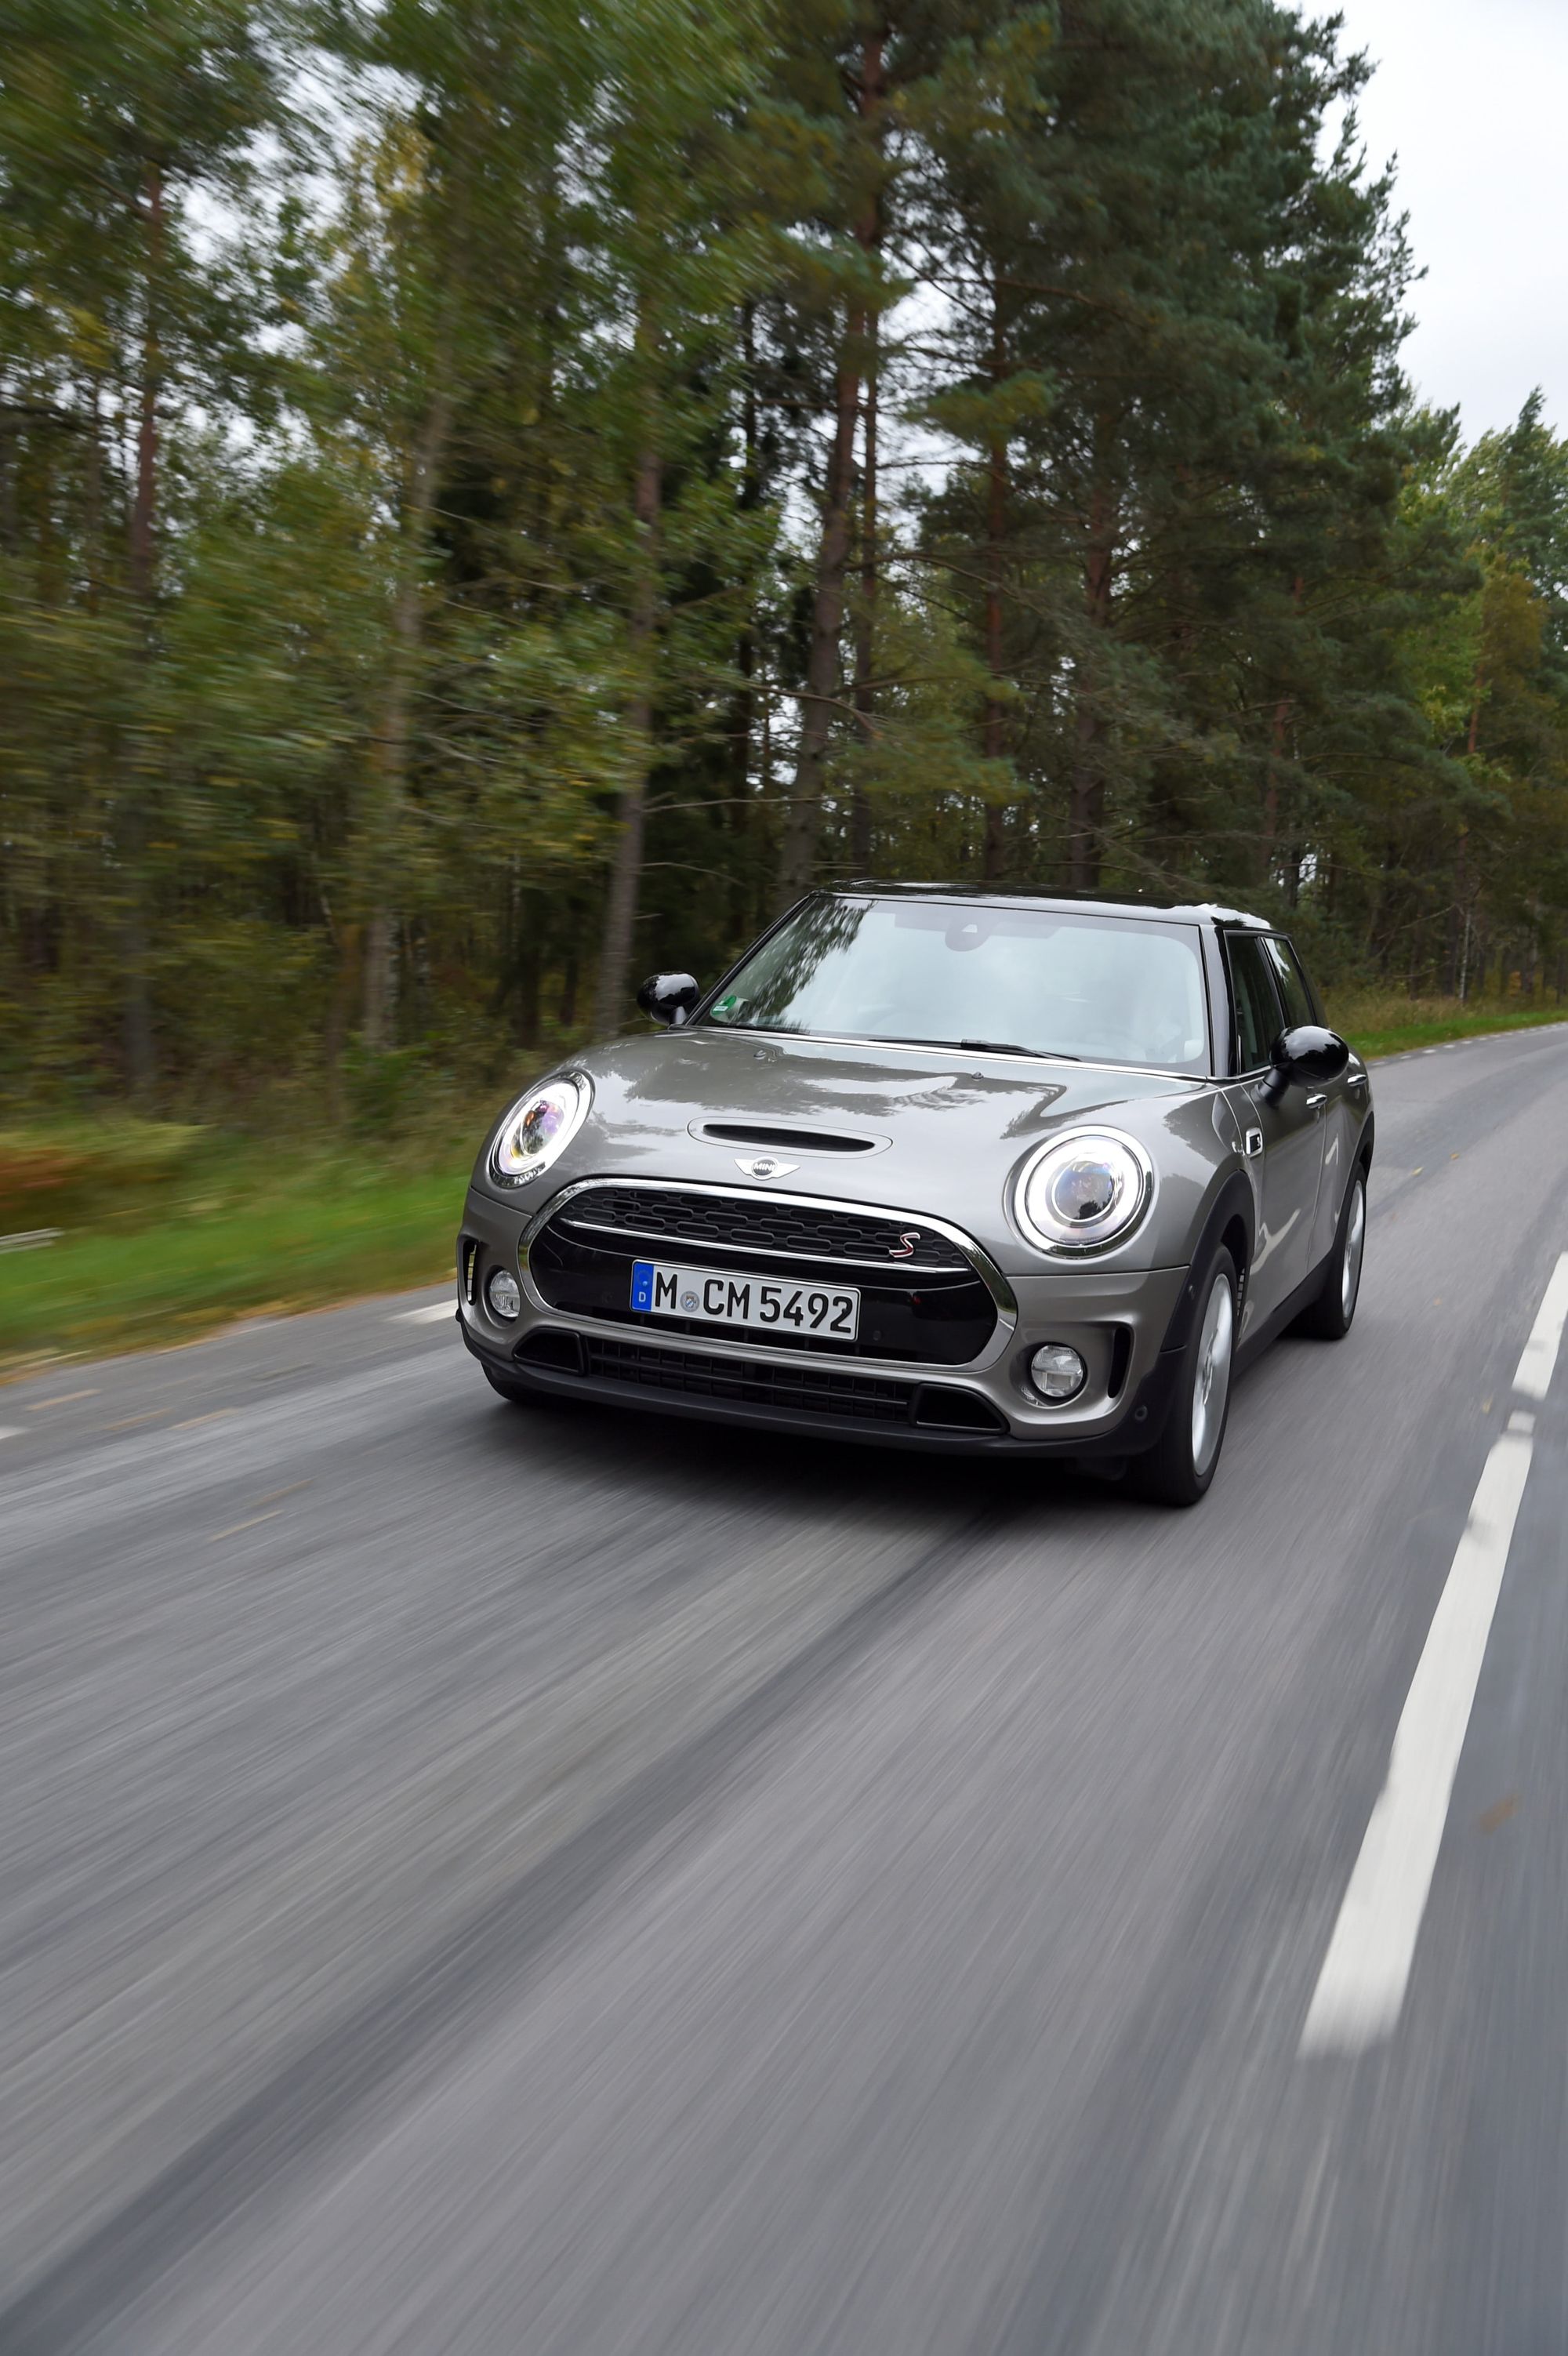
6, 13, 1568, 2351
3, 0, 1566, 1356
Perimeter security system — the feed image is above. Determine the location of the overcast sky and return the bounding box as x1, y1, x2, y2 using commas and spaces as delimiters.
1330, 0, 1566, 441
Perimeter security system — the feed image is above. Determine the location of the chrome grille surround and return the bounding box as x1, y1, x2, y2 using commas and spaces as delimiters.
521, 1176, 1018, 1370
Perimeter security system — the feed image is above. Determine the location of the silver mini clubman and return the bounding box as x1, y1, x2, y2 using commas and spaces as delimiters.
457, 887, 1372, 1503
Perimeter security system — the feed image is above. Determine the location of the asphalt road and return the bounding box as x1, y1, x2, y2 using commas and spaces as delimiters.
2, 1023, 1567, 2355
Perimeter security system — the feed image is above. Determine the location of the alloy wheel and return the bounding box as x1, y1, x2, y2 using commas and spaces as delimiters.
1341, 1178, 1367, 1321
1191, 1272, 1235, 1478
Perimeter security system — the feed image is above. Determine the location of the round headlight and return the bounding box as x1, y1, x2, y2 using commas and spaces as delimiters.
490, 1073, 591, 1186
1015, 1128, 1152, 1255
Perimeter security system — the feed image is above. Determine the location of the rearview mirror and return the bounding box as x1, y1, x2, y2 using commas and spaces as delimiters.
1263, 1023, 1350, 1100
636, 971, 702, 1028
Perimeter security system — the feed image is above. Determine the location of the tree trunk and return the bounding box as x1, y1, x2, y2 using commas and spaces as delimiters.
850, 315, 877, 872
730, 301, 761, 933
592, 427, 662, 1036
129, 166, 161, 611
517, 909, 543, 1047
775, 31, 883, 910
1067, 445, 1115, 895
1262, 576, 1304, 883
85, 369, 103, 616
1444, 826, 1469, 994
361, 383, 452, 1051
774, 339, 860, 906
982, 271, 1008, 881
121, 159, 163, 1104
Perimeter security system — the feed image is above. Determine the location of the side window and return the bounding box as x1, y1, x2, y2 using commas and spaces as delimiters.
1260, 935, 1314, 1032
1225, 935, 1284, 1072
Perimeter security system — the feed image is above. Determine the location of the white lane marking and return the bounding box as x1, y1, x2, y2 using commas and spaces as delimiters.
0, 1426, 22, 1442
394, 1301, 456, 1324
1508, 1410, 1536, 1436
1512, 1253, 1568, 1401
208, 1509, 281, 1543
254, 1479, 312, 1505
1301, 1430, 1535, 2055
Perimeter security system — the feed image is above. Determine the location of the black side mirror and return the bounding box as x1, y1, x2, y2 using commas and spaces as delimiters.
636, 971, 701, 1028
1262, 1023, 1350, 1100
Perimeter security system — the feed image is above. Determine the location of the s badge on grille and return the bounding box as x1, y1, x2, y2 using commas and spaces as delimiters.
735, 1156, 798, 1178
888, 1232, 920, 1258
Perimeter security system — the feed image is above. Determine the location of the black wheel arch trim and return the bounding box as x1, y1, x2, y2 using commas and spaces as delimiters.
1157, 1171, 1254, 1363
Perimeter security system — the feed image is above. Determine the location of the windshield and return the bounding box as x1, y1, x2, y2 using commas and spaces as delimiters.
703, 898, 1210, 1073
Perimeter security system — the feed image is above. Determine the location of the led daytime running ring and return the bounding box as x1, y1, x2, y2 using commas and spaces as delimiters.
1014, 1126, 1155, 1257
490, 1072, 592, 1186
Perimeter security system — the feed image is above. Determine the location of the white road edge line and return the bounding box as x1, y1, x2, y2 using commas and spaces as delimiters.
1512, 1252, 1568, 1401
0, 1427, 22, 1441
1300, 1428, 1535, 2057
394, 1301, 457, 1325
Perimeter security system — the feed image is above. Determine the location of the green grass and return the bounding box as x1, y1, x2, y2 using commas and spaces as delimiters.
1, 1143, 470, 1374
5, 993, 1567, 1373
1327, 993, 1568, 1061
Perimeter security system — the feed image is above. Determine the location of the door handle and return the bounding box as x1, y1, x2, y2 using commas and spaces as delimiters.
1305, 1092, 1327, 1110
1243, 1127, 1264, 1157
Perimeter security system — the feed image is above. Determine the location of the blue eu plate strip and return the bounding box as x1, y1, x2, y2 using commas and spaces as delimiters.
630, 1259, 655, 1313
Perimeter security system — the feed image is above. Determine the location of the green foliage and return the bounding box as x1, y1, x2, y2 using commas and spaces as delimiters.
2, 0, 1566, 1128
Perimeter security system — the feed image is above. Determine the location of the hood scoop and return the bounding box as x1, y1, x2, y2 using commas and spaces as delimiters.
691, 1120, 886, 1159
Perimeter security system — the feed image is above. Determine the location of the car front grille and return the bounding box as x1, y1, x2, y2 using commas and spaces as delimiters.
529, 1182, 999, 1367
547, 1184, 973, 1273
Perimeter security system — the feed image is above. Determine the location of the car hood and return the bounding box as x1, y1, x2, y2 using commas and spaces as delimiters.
475, 1028, 1231, 1276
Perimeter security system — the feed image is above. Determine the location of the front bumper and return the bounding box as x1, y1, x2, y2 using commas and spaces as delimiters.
456, 1175, 1190, 1460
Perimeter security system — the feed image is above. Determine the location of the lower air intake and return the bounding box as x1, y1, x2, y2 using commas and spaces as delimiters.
572, 1334, 1007, 1433
516, 1327, 586, 1374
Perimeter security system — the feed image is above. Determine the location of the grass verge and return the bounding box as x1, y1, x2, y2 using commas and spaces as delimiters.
1, 1147, 467, 1375
1326, 995, 1568, 1060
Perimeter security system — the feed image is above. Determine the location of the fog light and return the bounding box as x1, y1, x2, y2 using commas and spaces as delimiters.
486, 1267, 521, 1321
1029, 1342, 1087, 1403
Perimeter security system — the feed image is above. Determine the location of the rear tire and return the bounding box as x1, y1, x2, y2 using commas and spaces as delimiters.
1128, 1247, 1238, 1508
1294, 1167, 1367, 1341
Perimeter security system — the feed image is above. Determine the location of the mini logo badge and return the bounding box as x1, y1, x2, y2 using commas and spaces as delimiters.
735, 1156, 797, 1178
888, 1232, 920, 1258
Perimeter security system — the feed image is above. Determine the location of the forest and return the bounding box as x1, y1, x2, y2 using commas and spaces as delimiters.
5, 0, 1568, 1124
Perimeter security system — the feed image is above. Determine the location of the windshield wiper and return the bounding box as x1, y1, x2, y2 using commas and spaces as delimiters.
875, 1035, 1080, 1062
958, 1038, 1080, 1061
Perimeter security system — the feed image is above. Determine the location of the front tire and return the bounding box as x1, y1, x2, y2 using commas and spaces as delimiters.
1129, 1247, 1238, 1507
1294, 1167, 1367, 1341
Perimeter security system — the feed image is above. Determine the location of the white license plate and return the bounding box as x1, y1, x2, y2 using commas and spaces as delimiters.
630, 1259, 860, 1341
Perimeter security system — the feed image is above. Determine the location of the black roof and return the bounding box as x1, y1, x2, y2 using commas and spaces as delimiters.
827, 882, 1272, 930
